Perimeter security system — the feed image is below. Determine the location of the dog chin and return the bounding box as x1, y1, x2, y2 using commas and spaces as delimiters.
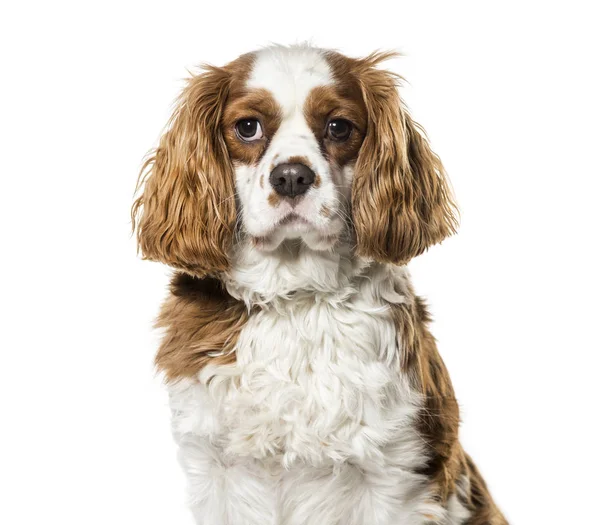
246, 213, 345, 253
249, 227, 340, 253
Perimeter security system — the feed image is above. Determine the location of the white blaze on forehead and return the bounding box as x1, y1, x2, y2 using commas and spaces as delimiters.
247, 45, 333, 112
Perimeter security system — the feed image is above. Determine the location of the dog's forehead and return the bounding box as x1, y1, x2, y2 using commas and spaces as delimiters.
247, 47, 334, 113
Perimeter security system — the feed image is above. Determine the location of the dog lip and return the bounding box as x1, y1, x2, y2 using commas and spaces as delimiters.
277, 213, 309, 226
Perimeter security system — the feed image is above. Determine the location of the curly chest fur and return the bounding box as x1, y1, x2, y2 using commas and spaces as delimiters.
158, 268, 500, 524
189, 297, 424, 468
167, 293, 449, 525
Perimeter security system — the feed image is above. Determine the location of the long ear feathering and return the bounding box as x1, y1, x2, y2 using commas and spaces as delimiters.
131, 64, 239, 277
351, 52, 459, 264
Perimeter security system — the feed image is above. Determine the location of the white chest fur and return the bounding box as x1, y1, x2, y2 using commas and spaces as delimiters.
215, 291, 421, 468
165, 265, 468, 524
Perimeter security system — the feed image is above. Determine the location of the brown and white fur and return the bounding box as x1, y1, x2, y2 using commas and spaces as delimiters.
132, 44, 507, 525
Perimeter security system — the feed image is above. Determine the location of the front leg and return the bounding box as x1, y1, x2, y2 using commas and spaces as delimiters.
169, 380, 277, 525
177, 434, 277, 525
277, 457, 463, 525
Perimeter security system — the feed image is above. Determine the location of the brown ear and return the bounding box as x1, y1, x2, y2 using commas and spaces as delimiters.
352, 54, 458, 264
131, 66, 237, 277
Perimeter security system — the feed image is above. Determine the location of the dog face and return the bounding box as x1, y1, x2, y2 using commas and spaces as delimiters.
132, 45, 458, 278
223, 47, 366, 253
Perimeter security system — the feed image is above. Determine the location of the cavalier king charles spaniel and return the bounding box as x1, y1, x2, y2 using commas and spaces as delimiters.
132, 44, 507, 525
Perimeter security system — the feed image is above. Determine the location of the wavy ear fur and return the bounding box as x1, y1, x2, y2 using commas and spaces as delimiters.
352, 53, 458, 264
132, 65, 237, 277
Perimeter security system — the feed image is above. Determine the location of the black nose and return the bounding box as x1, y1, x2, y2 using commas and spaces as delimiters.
269, 163, 316, 198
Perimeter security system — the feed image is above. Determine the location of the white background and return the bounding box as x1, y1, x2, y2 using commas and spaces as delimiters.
1, 1, 599, 523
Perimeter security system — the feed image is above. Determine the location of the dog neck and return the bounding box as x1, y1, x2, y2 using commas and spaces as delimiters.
222, 239, 411, 311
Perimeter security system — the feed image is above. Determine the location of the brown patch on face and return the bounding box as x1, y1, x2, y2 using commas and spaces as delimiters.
322, 50, 459, 265
222, 88, 282, 166
155, 273, 252, 381
320, 204, 331, 217
303, 84, 367, 167
259, 174, 264, 188
267, 191, 281, 207
314, 174, 322, 188
131, 53, 255, 277
287, 155, 311, 166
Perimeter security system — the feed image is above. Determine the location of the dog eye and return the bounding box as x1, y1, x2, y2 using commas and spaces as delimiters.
326, 119, 352, 142
235, 119, 263, 142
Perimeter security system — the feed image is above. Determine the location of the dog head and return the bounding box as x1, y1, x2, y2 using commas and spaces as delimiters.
132, 45, 458, 278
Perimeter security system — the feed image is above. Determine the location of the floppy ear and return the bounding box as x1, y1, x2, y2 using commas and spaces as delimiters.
132, 66, 236, 277
352, 54, 458, 264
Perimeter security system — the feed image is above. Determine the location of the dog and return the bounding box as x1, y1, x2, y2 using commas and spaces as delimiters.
132, 44, 507, 525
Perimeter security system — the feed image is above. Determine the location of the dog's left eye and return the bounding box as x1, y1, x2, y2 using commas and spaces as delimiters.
326, 119, 353, 142
235, 119, 263, 142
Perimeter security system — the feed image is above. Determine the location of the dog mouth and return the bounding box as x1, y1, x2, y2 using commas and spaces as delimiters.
249, 211, 342, 252
277, 213, 310, 227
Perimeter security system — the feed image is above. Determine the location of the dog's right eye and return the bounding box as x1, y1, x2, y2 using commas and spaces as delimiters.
235, 119, 263, 142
